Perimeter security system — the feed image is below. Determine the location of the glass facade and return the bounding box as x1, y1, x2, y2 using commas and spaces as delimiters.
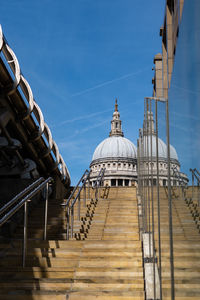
169, 0, 200, 183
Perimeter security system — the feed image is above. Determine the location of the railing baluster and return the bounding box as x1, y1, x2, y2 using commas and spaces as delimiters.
78, 193, 81, 221
84, 184, 86, 207
88, 176, 90, 200
44, 182, 49, 240
66, 206, 70, 240
71, 207, 74, 239
23, 200, 28, 268
62, 168, 105, 241
0, 177, 52, 267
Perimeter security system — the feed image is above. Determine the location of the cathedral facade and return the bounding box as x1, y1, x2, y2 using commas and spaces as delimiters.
90, 101, 188, 187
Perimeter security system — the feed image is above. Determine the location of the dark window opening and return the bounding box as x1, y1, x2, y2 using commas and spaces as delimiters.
111, 179, 116, 186
118, 179, 123, 186
125, 180, 129, 186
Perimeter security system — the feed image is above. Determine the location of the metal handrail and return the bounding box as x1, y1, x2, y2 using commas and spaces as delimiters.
171, 167, 186, 201
71, 171, 91, 209
172, 166, 185, 186
194, 168, 200, 178
94, 168, 106, 200
93, 168, 104, 188
190, 168, 200, 204
64, 168, 105, 240
0, 176, 52, 267
0, 177, 44, 216
61, 169, 89, 208
65, 170, 91, 240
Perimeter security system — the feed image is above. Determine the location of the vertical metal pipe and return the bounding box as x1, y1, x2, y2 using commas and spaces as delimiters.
144, 99, 148, 232
98, 182, 100, 200
78, 193, 81, 221
137, 138, 142, 234
146, 99, 151, 258
84, 183, 86, 207
44, 182, 49, 240
192, 173, 194, 201
155, 100, 162, 300
142, 130, 146, 232
166, 99, 175, 300
88, 176, 90, 200
142, 134, 146, 232
71, 207, 74, 239
66, 206, 70, 240
150, 100, 156, 299
23, 201, 28, 268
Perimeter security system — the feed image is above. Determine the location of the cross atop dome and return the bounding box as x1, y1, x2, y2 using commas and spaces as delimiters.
109, 99, 124, 137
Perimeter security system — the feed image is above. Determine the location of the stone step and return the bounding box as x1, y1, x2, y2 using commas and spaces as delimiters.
0, 290, 145, 300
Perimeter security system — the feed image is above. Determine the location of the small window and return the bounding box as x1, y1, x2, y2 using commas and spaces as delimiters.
111, 179, 116, 186
124, 163, 126, 167
116, 123, 118, 128
125, 179, 129, 186
118, 163, 121, 167
113, 163, 116, 167
118, 179, 123, 186
108, 164, 110, 168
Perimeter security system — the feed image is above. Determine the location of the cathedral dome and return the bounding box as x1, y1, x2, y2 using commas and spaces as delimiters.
141, 111, 179, 162
92, 136, 137, 162
170, 144, 178, 161
141, 135, 178, 161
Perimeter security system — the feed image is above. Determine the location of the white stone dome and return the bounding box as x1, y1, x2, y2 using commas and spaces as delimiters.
92, 136, 137, 162
170, 144, 178, 161
141, 135, 178, 161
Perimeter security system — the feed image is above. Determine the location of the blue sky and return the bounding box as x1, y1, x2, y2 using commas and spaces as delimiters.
1, 0, 165, 184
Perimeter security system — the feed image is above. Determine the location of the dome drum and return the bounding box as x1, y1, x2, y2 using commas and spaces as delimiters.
90, 156, 137, 167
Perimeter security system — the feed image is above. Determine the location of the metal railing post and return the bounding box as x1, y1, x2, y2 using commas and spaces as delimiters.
44, 182, 49, 240
88, 176, 90, 200
78, 193, 81, 221
66, 206, 70, 240
84, 183, 86, 207
165, 99, 175, 300
71, 207, 74, 239
155, 100, 162, 299
192, 173, 194, 201
23, 201, 28, 268
98, 182, 100, 200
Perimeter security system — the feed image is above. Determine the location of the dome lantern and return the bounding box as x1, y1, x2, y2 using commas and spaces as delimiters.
109, 99, 124, 137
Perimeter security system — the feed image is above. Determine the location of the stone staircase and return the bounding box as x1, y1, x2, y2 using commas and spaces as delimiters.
152, 187, 200, 299
0, 187, 145, 299
1, 185, 200, 299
